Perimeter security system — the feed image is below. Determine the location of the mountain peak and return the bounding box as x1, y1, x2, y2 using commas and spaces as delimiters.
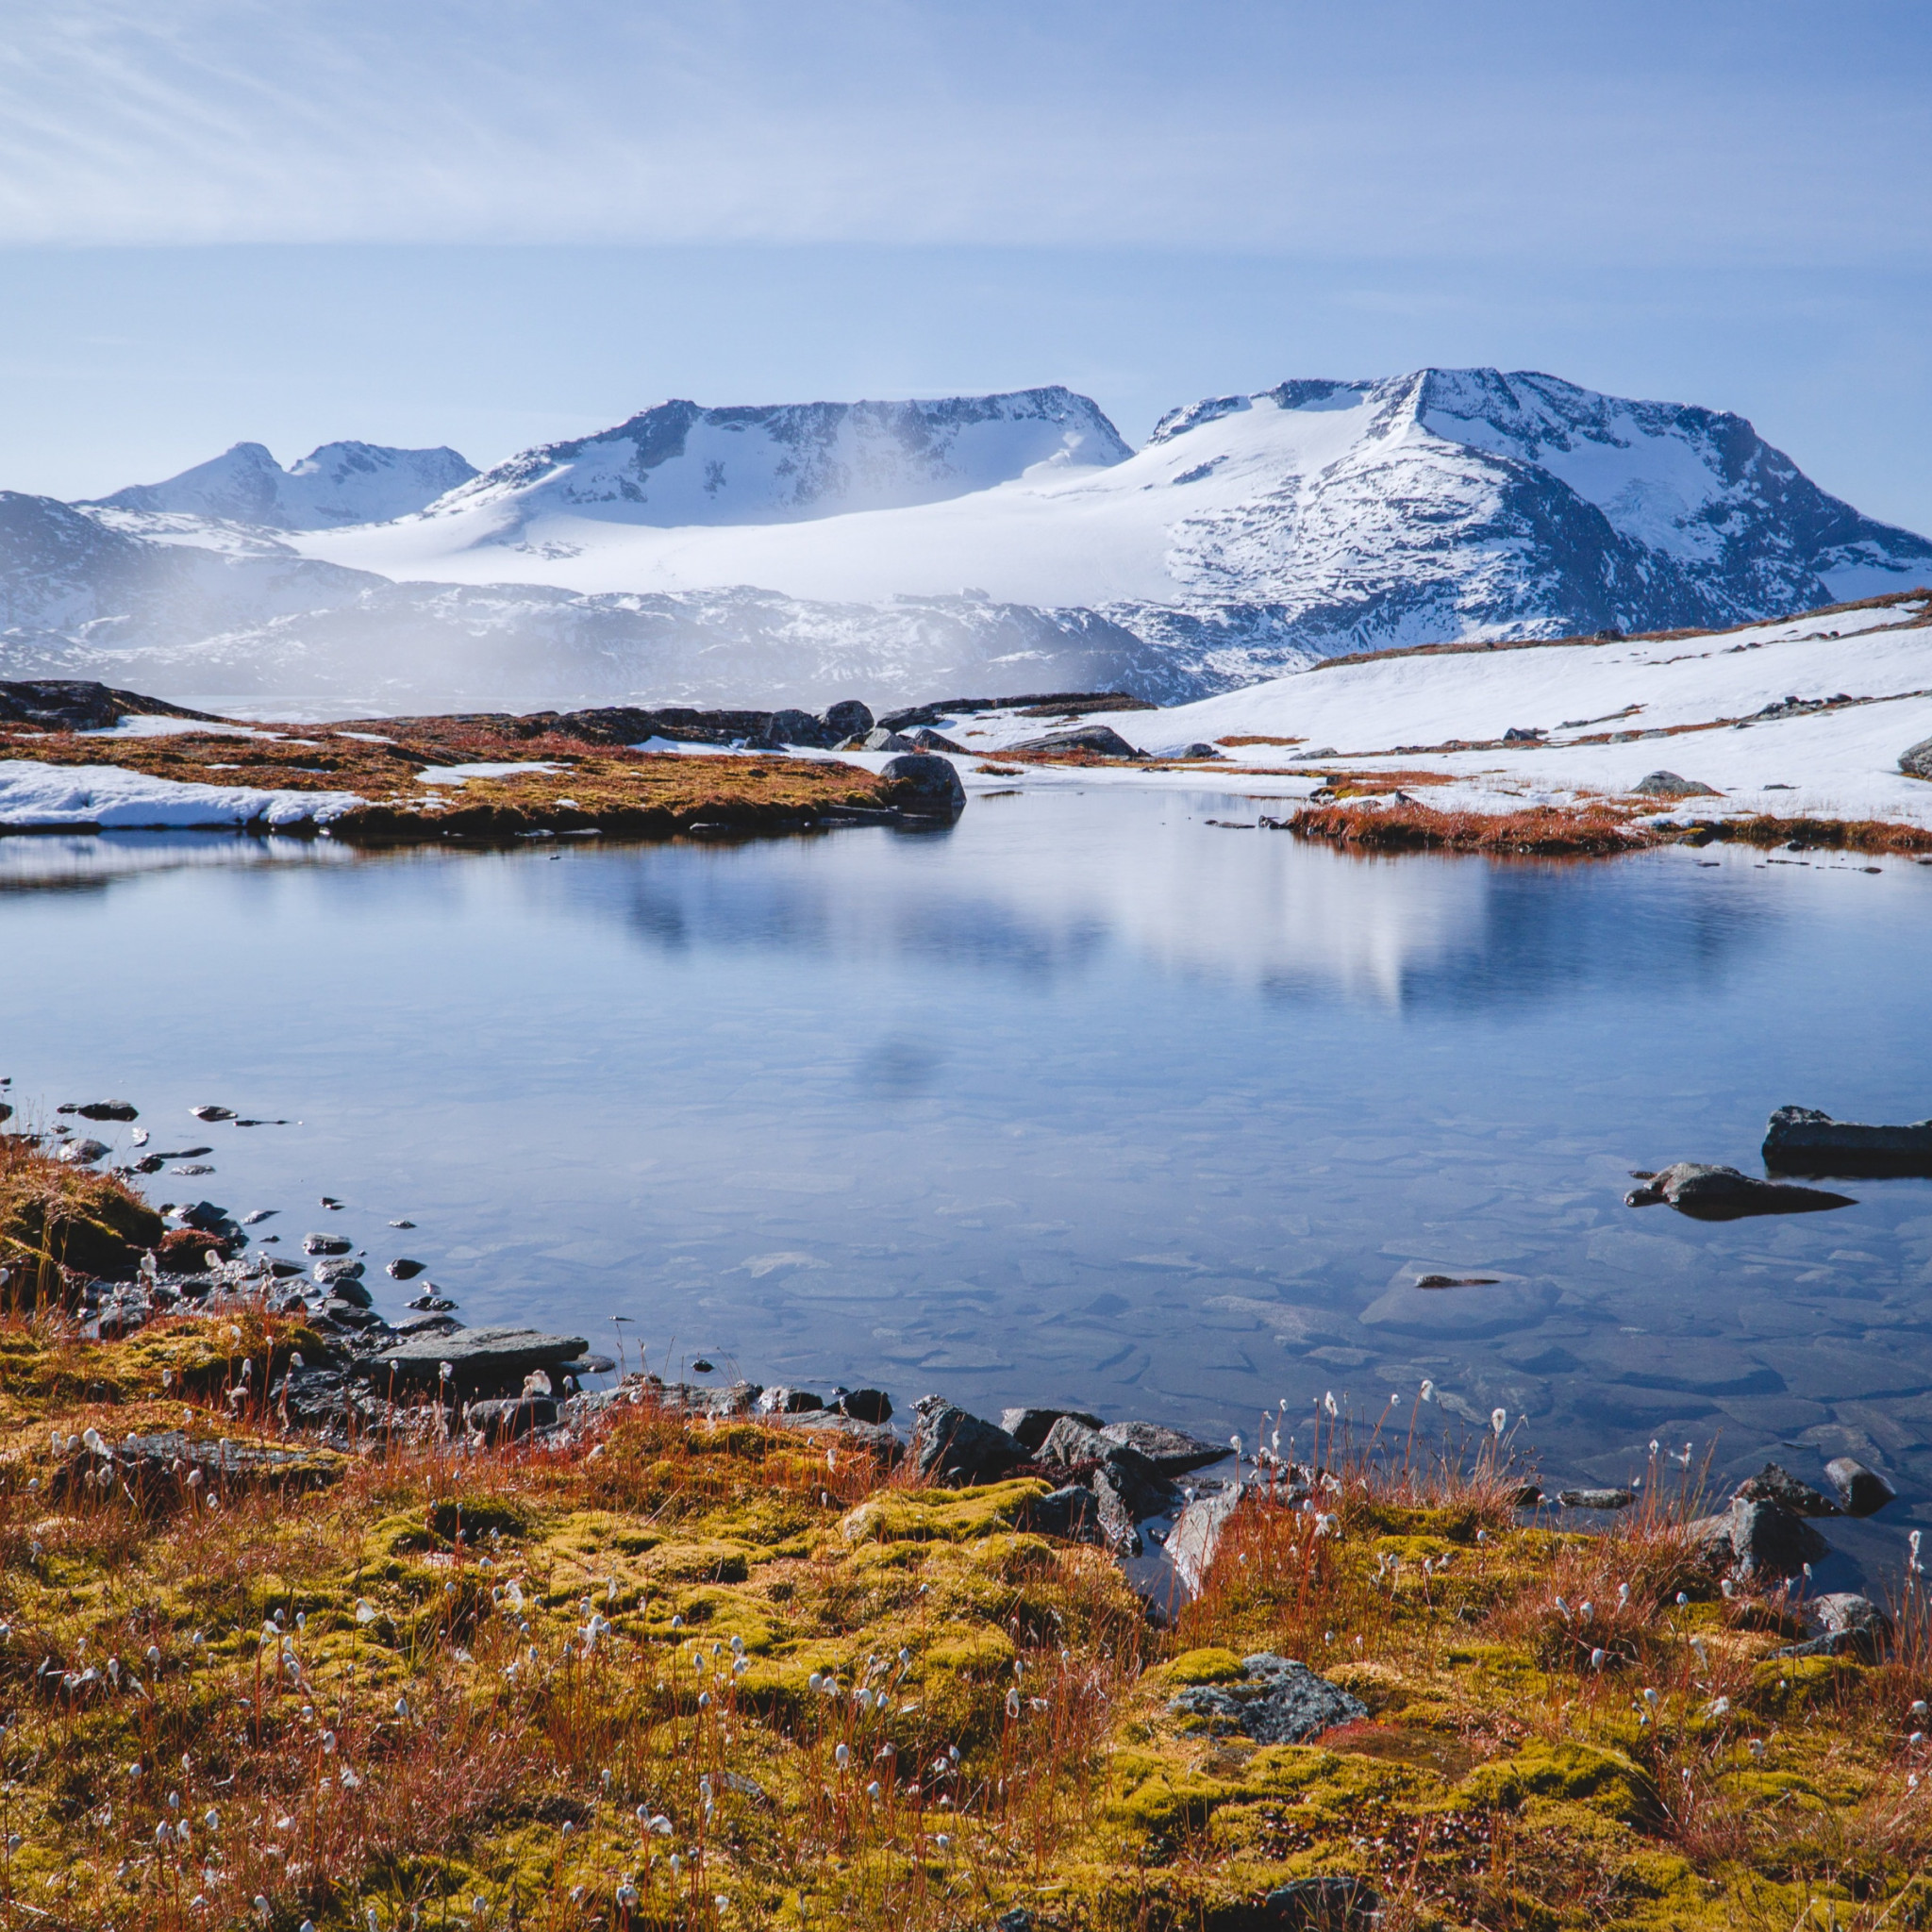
89, 441, 477, 530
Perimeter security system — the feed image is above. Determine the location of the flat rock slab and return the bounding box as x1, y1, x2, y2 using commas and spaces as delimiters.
1098, 1419, 1229, 1474
1764, 1105, 1932, 1178
61, 1430, 342, 1497
367, 1324, 591, 1396
1624, 1161, 1854, 1220
1169, 1653, 1368, 1745
1358, 1274, 1555, 1338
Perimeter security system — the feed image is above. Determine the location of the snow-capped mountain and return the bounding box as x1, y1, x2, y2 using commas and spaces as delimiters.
7, 370, 1926, 711
417, 388, 1130, 537
91, 441, 477, 530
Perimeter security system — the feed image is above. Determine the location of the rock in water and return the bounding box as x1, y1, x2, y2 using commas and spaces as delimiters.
1899, 737, 1932, 780
1169, 1653, 1368, 1745
385, 1257, 425, 1280
1632, 771, 1721, 797
1000, 1406, 1102, 1453
1824, 1455, 1897, 1517
1735, 1462, 1840, 1516
304, 1232, 353, 1256
190, 1105, 235, 1122
878, 753, 966, 814
1763, 1105, 1932, 1178
55, 1139, 109, 1165
908, 1396, 1025, 1486
1623, 1161, 1854, 1219
64, 1100, 138, 1121
1098, 1419, 1229, 1474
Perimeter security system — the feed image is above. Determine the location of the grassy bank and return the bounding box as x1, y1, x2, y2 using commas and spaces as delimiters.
0, 716, 913, 841
2, 1155, 1927, 1930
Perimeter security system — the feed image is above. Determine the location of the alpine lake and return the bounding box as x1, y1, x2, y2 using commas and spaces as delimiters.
4, 784, 1930, 1585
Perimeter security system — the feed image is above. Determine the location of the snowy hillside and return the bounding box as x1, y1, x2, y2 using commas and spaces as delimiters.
92, 441, 477, 530
418, 388, 1130, 537
9, 370, 1928, 710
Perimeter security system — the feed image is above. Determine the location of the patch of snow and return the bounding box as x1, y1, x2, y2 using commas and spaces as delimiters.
0, 761, 363, 829
413, 761, 562, 784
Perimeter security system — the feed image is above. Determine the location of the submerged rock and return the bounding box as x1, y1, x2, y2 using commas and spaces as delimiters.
1169, 1653, 1368, 1745
62, 1100, 138, 1122
1824, 1455, 1897, 1517
1624, 1162, 1854, 1219
1763, 1105, 1932, 1178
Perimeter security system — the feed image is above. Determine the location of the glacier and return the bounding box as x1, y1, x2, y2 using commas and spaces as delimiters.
3, 370, 1925, 711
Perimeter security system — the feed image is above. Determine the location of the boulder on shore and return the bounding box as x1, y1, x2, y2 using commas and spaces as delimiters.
1899, 736, 1932, 780
1000, 1406, 1101, 1453
1763, 1105, 1932, 1178
878, 753, 966, 814
1735, 1462, 1840, 1516
1688, 1495, 1830, 1578
1624, 1161, 1854, 1219
1008, 724, 1143, 759
366, 1324, 592, 1398
909, 1396, 1025, 1487
1824, 1455, 1897, 1517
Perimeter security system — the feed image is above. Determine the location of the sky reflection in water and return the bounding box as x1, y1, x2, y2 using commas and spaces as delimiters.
2, 790, 1929, 1574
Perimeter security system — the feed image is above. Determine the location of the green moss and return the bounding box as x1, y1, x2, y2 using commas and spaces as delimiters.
1159, 1646, 1249, 1686
1462, 1739, 1656, 1824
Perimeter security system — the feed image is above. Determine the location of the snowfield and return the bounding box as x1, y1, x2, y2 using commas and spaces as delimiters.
3, 367, 1922, 712
0, 761, 363, 830
945, 596, 1932, 831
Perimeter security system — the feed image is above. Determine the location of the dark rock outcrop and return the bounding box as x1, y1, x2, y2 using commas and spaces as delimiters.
1735, 1462, 1840, 1516
1000, 1406, 1101, 1453
1688, 1496, 1831, 1578
1763, 1105, 1932, 1178
879, 752, 966, 814
909, 1396, 1026, 1487
834, 1388, 892, 1424
822, 700, 874, 740
1098, 1419, 1229, 1474
1624, 1161, 1854, 1219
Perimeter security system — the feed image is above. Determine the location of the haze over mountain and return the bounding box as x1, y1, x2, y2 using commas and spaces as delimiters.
3, 370, 1926, 710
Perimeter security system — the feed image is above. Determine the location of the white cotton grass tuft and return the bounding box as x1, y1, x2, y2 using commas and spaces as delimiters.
1491, 1407, 1507, 1437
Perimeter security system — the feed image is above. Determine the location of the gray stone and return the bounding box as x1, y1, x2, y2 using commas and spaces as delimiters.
304, 1232, 353, 1257
1169, 1653, 1367, 1746
821, 699, 874, 741
909, 1396, 1025, 1486
1824, 1455, 1897, 1517
1007, 724, 1142, 758
1000, 1406, 1101, 1453
465, 1395, 559, 1443
1633, 770, 1721, 797
386, 1257, 425, 1280
1165, 1484, 1241, 1598
1022, 1484, 1105, 1544
908, 727, 967, 754
1624, 1161, 1855, 1220
65, 1100, 138, 1122
1899, 736, 1932, 780
311, 1256, 364, 1285
1763, 1105, 1932, 1179
1557, 1488, 1634, 1510
1734, 1462, 1840, 1516
778, 1410, 901, 1459
1688, 1495, 1831, 1578
319, 1273, 373, 1308
757, 708, 836, 749
366, 1324, 591, 1397
878, 753, 966, 813
754, 1386, 824, 1416
1098, 1419, 1229, 1474
1773, 1591, 1893, 1663
858, 726, 916, 752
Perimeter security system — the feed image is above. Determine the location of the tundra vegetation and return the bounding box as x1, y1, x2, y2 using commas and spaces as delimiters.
0, 1142, 1927, 1930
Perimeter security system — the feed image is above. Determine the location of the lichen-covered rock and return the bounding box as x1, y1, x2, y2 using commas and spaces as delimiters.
1899, 736, 1932, 780
1168, 1484, 1241, 1597
1168, 1653, 1367, 1745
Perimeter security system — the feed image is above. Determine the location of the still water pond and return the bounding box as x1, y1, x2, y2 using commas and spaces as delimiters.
4, 790, 1930, 1569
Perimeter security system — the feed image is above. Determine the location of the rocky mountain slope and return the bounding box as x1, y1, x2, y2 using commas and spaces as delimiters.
3, 372, 1924, 709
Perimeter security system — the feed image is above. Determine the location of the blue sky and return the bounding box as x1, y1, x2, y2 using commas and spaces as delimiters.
4, 0, 1930, 528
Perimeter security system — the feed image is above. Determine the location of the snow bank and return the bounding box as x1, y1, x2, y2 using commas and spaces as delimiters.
0, 761, 363, 831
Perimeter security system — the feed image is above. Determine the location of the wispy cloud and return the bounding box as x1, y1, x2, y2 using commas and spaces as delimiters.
0, 1, 1926, 263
